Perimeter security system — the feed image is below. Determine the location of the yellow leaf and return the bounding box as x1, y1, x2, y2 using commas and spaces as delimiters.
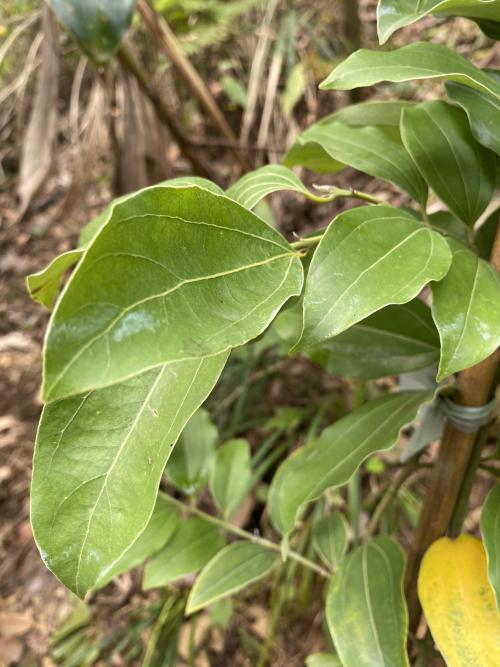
418, 534, 500, 666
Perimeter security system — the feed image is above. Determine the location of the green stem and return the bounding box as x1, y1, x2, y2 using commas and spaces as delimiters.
160, 492, 330, 578
255, 569, 284, 667
365, 459, 419, 539
290, 234, 324, 249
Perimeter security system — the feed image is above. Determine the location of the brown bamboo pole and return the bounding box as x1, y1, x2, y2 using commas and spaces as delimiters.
405, 221, 500, 632
136, 0, 251, 171
117, 43, 220, 184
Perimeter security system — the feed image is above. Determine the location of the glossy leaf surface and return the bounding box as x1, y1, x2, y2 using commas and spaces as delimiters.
269, 391, 432, 535
326, 537, 409, 667
210, 439, 252, 519
446, 80, 500, 156
481, 485, 500, 610
47, 0, 136, 64
431, 242, 500, 380
418, 535, 500, 666
276, 300, 440, 380
186, 542, 277, 613
377, 0, 500, 44
94, 495, 179, 588
166, 408, 218, 495
283, 101, 413, 175
313, 512, 349, 570
297, 206, 451, 350
42, 185, 303, 402
143, 517, 225, 590
31, 352, 228, 597
285, 122, 427, 205
320, 43, 500, 101
401, 101, 496, 225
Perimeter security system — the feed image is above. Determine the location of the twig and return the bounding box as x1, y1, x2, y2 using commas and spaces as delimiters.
365, 459, 419, 538
160, 492, 331, 579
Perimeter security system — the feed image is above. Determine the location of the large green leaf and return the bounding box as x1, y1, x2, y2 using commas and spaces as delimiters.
166, 408, 218, 495
275, 300, 440, 380
143, 516, 225, 590
283, 101, 413, 175
313, 511, 349, 570
31, 352, 228, 598
326, 537, 409, 667
186, 542, 278, 613
481, 485, 500, 610
28, 179, 225, 312
268, 391, 432, 535
401, 101, 496, 225
296, 206, 451, 350
210, 439, 253, 519
377, 0, 500, 44
431, 242, 500, 380
446, 81, 500, 156
42, 185, 303, 402
475, 206, 500, 260
320, 43, 500, 101
285, 122, 427, 206
47, 0, 136, 64
93, 495, 179, 589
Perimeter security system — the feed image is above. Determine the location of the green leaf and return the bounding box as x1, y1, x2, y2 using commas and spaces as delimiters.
431, 242, 500, 380
31, 352, 228, 598
226, 165, 316, 210
166, 408, 218, 495
296, 206, 451, 350
475, 206, 500, 259
481, 485, 500, 610
320, 43, 500, 101
210, 439, 252, 519
28, 179, 226, 312
377, 0, 500, 45
268, 391, 433, 535
42, 185, 303, 402
27, 250, 83, 310
326, 536, 409, 667
143, 516, 225, 590
186, 542, 278, 614
282, 62, 306, 116
93, 495, 179, 588
401, 101, 496, 225
428, 210, 470, 244
285, 122, 427, 205
221, 75, 248, 108
283, 101, 413, 175
477, 18, 500, 39
47, 0, 136, 65
313, 512, 349, 570
276, 299, 440, 380
446, 81, 500, 156
306, 655, 342, 667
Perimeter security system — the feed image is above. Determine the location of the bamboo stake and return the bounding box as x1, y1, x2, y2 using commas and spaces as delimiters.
136, 0, 251, 171
405, 220, 500, 632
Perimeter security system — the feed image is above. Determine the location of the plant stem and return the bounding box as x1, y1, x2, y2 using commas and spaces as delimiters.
290, 234, 324, 249
404, 221, 500, 632
365, 459, 419, 539
159, 492, 330, 579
